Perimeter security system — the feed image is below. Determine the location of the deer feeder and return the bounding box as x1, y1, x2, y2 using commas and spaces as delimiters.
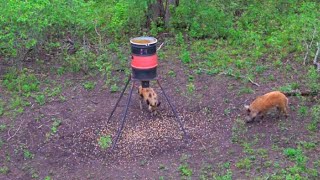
130, 36, 158, 83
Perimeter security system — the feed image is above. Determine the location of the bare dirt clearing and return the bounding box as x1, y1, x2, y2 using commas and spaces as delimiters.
0, 57, 319, 179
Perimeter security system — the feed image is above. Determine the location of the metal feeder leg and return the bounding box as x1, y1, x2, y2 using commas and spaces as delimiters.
156, 80, 188, 140
112, 80, 135, 150
107, 75, 131, 123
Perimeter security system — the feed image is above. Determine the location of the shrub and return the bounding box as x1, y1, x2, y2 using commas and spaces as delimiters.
171, 1, 232, 39
0, 0, 95, 61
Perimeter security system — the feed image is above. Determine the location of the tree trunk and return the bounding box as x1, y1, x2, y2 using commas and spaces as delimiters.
146, 0, 179, 29
164, 0, 179, 27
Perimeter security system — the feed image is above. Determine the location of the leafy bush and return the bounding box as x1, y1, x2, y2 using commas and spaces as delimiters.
64, 48, 97, 73
94, 0, 149, 39
2, 68, 39, 96
171, 1, 232, 38
0, 0, 95, 61
233, 1, 320, 56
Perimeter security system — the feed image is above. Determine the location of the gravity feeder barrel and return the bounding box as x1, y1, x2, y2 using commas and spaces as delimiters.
130, 37, 158, 84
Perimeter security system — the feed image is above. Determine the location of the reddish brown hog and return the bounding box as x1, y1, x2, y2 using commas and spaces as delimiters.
244, 91, 289, 122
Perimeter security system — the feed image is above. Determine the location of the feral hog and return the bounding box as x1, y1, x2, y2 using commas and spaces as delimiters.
244, 91, 289, 122
138, 86, 161, 116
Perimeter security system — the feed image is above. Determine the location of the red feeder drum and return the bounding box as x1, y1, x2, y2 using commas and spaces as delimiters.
130, 37, 158, 80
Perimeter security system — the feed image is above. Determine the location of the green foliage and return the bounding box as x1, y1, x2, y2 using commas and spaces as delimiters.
82, 81, 96, 90
175, 32, 185, 46
213, 170, 232, 180
2, 68, 39, 96
298, 106, 308, 117
0, 0, 95, 59
180, 49, 191, 64
23, 149, 34, 159
0, 138, 4, 149
276, 146, 318, 179
98, 135, 112, 150
110, 84, 119, 93
0, 166, 9, 174
186, 82, 195, 94
150, 20, 164, 37
298, 141, 316, 150
231, 118, 247, 143
236, 157, 252, 170
44, 176, 52, 180
0, 124, 6, 132
0, 100, 4, 116
65, 48, 97, 73
34, 94, 46, 106
306, 105, 320, 132
46, 86, 62, 98
178, 163, 193, 177
283, 148, 303, 159
98, 0, 148, 38
171, 1, 232, 38
167, 70, 176, 77
306, 67, 320, 92
51, 119, 62, 134
57, 67, 65, 76
9, 96, 30, 110
238, 87, 254, 95
278, 83, 299, 93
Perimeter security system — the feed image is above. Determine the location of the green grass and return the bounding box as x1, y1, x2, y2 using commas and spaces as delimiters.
236, 157, 252, 170
298, 141, 316, 150
98, 135, 112, 150
23, 149, 34, 159
178, 164, 193, 177
0, 100, 4, 116
186, 82, 195, 94
231, 118, 247, 143
51, 119, 62, 134
238, 87, 254, 95
110, 84, 119, 93
167, 70, 176, 77
34, 94, 46, 106
0, 138, 4, 149
180, 49, 192, 64
0, 124, 6, 132
44, 176, 52, 180
82, 81, 96, 90
0, 166, 9, 174
298, 106, 308, 117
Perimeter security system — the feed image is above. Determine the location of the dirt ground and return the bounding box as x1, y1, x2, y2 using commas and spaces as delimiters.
0, 55, 319, 179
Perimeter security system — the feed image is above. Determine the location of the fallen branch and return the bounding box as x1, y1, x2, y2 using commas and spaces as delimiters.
303, 28, 317, 65
7, 119, 26, 141
219, 71, 260, 87
94, 20, 102, 45
313, 42, 320, 72
157, 42, 165, 51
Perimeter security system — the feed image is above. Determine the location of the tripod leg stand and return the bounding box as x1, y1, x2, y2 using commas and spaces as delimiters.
107, 75, 131, 123
156, 80, 188, 140
111, 80, 135, 150
107, 77, 188, 150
